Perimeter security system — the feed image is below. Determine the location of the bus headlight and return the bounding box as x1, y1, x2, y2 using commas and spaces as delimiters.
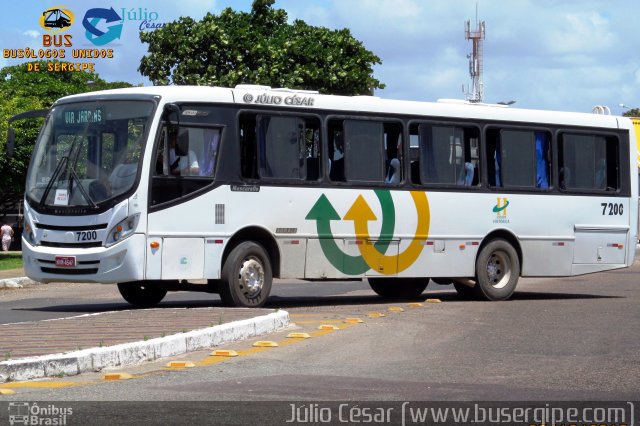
105, 214, 140, 247
23, 221, 35, 245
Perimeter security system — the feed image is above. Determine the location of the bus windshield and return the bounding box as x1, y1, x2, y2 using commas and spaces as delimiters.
26, 100, 155, 209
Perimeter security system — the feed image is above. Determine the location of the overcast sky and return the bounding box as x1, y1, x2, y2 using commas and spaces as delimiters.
2, 0, 638, 114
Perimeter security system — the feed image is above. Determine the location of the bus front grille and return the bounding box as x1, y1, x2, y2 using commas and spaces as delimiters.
40, 267, 99, 275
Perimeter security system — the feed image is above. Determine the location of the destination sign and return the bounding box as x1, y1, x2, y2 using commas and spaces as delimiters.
63, 107, 103, 125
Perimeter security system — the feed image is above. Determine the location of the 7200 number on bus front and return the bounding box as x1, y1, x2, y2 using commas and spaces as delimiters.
601, 203, 623, 215
76, 231, 98, 241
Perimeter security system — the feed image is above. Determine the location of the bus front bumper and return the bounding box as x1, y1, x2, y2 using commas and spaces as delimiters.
21, 234, 146, 284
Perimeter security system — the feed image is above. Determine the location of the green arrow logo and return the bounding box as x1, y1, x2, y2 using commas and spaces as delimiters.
305, 190, 395, 275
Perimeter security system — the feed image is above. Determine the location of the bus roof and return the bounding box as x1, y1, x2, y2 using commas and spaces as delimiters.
57, 85, 629, 131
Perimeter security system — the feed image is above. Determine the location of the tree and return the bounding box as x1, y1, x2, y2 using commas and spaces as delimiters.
622, 108, 640, 117
0, 60, 131, 214
139, 0, 384, 95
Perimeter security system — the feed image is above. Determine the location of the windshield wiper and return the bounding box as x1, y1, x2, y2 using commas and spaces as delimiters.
39, 156, 68, 208
68, 166, 97, 209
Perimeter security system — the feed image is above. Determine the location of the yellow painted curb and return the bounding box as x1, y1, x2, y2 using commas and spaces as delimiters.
344, 318, 363, 324
426, 298, 442, 303
388, 307, 405, 312
0, 389, 16, 395
103, 372, 133, 381
253, 341, 279, 347
408, 303, 424, 307
367, 312, 386, 317
211, 350, 239, 357
287, 332, 311, 339
318, 324, 339, 330
166, 361, 196, 368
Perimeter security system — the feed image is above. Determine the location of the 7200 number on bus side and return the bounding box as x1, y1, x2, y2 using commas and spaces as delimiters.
76, 230, 98, 241
601, 203, 623, 215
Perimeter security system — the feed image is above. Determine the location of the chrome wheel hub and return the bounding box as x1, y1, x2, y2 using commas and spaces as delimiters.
239, 257, 264, 298
486, 251, 511, 289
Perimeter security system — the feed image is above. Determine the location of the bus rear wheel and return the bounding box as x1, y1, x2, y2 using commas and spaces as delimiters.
117, 281, 167, 308
219, 241, 272, 308
474, 239, 520, 301
368, 277, 429, 299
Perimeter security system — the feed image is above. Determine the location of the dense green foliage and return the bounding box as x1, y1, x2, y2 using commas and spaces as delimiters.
139, 0, 384, 95
0, 61, 131, 212
622, 108, 640, 118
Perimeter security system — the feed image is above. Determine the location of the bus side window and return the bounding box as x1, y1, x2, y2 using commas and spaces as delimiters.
413, 123, 479, 186
239, 114, 258, 179
559, 133, 619, 191
344, 120, 385, 182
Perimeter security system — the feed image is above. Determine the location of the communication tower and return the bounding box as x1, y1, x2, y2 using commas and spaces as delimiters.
464, 11, 485, 103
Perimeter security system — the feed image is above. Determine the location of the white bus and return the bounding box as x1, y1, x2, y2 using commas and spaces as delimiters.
14, 85, 638, 307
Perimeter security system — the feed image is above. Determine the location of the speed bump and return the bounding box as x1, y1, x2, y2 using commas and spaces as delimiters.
0, 389, 16, 395
344, 318, 363, 324
318, 324, 339, 330
287, 332, 311, 339
166, 361, 195, 368
253, 341, 279, 347
426, 298, 442, 303
367, 312, 385, 317
211, 349, 239, 357
103, 372, 133, 380
388, 307, 405, 312
408, 303, 424, 307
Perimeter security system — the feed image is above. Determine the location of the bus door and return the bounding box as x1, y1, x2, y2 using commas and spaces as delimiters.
146, 125, 221, 281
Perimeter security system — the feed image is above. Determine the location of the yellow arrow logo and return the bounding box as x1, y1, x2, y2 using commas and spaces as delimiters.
344, 191, 430, 274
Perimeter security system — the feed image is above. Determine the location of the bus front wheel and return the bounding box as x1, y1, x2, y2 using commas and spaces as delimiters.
117, 281, 167, 308
474, 239, 520, 301
219, 241, 272, 308
368, 278, 429, 299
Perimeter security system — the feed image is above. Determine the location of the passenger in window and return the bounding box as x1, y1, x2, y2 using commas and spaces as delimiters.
385, 158, 401, 184
169, 129, 199, 176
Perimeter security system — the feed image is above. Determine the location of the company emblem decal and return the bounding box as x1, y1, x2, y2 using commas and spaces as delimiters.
306, 190, 430, 275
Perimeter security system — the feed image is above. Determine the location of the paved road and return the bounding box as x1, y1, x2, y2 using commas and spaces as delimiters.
0, 259, 638, 425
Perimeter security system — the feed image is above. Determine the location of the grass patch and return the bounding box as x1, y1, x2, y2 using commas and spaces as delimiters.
0, 253, 23, 271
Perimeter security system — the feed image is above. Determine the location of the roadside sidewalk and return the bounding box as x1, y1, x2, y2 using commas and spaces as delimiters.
0, 306, 290, 382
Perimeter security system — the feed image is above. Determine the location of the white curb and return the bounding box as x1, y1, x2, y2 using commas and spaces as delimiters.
0, 277, 36, 288
0, 310, 290, 382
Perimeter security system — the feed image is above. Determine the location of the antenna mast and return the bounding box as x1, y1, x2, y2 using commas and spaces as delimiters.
464, 6, 485, 103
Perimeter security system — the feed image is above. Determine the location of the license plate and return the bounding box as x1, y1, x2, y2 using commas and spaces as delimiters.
55, 256, 76, 268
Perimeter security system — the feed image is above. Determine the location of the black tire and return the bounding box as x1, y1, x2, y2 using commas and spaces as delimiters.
219, 241, 272, 308
453, 281, 477, 300
117, 281, 167, 308
368, 277, 429, 299
474, 239, 520, 301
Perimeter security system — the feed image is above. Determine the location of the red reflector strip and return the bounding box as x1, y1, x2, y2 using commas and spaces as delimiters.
426, 241, 434, 246
355, 240, 363, 245
552, 242, 565, 247
290, 240, 300, 245
214, 239, 223, 244
471, 242, 479, 246
608, 243, 624, 249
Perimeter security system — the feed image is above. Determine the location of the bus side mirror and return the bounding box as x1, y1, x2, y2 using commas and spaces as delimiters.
163, 103, 181, 127
6, 127, 15, 158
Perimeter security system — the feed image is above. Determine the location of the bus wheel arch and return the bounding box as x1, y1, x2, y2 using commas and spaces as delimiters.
474, 230, 522, 301
222, 226, 280, 278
